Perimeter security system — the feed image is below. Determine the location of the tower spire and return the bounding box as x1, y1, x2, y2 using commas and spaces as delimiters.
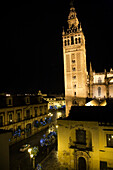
80, 22, 82, 32
62, 26, 65, 36
90, 62, 93, 73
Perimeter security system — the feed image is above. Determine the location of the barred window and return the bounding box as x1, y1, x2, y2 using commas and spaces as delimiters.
107, 134, 113, 147
76, 130, 86, 144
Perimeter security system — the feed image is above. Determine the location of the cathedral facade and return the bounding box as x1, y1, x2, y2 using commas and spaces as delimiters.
63, 3, 113, 116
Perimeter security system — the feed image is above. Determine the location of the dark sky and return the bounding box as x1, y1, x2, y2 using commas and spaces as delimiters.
1, 0, 113, 94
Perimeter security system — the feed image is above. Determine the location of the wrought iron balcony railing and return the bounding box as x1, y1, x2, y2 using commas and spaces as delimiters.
69, 141, 92, 151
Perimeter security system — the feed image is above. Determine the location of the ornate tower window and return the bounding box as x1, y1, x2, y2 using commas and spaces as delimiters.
71, 36, 74, 45
75, 38, 77, 44
98, 77, 102, 83
68, 39, 70, 45
65, 40, 67, 46
98, 87, 101, 96
78, 37, 81, 43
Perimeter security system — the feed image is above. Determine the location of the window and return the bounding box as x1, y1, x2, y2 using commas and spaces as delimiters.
9, 114, 13, 123
76, 129, 86, 144
98, 77, 102, 83
65, 40, 67, 46
35, 109, 37, 117
26, 110, 30, 119
72, 67, 76, 71
74, 84, 76, 88
9, 99, 12, 105
26, 97, 30, 104
75, 38, 77, 44
7, 98, 13, 106
17, 112, 20, 122
98, 87, 101, 96
0, 116, 3, 127
39, 106, 43, 113
74, 92, 76, 96
78, 37, 81, 43
72, 59, 75, 63
71, 36, 74, 45
68, 39, 70, 45
73, 76, 76, 79
107, 134, 113, 147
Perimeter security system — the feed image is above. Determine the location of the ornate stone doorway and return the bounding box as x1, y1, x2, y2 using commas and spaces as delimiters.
78, 157, 86, 170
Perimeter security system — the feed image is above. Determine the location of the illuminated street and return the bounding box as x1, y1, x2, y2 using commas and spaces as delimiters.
41, 150, 65, 170
9, 109, 65, 170
1, 1, 113, 170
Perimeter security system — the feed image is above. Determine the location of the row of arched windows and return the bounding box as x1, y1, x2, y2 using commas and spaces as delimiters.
64, 36, 81, 46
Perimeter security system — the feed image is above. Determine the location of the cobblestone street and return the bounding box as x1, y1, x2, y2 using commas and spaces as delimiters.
41, 150, 66, 170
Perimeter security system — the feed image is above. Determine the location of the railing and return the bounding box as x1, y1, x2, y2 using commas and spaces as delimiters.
69, 141, 92, 151
0, 113, 49, 127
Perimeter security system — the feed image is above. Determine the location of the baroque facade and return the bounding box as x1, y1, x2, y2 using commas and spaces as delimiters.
63, 3, 113, 116
57, 107, 113, 170
0, 93, 50, 145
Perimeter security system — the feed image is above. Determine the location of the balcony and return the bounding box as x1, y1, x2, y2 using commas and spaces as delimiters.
69, 141, 92, 151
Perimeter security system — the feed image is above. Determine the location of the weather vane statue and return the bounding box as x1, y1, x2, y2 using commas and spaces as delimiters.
70, 0, 74, 8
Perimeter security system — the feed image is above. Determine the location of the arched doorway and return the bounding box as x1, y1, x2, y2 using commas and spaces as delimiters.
78, 157, 86, 170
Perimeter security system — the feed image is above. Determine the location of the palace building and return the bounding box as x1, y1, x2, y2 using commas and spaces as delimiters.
57, 106, 113, 170
0, 93, 50, 145
62, 2, 113, 116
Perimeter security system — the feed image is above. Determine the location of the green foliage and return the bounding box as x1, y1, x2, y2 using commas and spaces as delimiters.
31, 146, 39, 157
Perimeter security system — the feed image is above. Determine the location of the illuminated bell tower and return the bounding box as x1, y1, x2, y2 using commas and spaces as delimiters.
63, 3, 88, 116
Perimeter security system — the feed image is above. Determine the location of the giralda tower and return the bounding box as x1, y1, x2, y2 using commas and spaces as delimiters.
62, 2, 88, 116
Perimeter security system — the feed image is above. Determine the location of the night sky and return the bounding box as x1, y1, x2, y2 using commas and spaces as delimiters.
1, 0, 113, 94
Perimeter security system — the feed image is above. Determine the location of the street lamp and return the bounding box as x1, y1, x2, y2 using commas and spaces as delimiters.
30, 154, 33, 158
28, 146, 39, 169
28, 148, 32, 154
56, 125, 58, 129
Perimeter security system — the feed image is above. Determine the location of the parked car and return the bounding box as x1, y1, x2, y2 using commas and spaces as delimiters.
20, 144, 30, 152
